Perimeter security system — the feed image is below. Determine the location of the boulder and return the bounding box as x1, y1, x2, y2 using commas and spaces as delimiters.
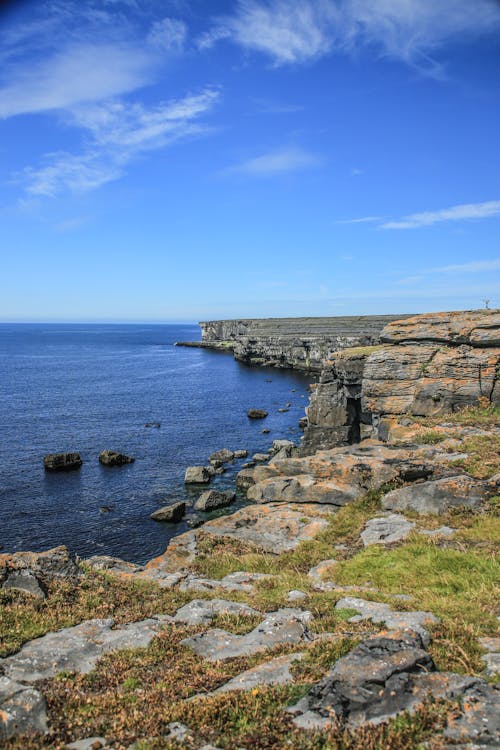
209, 448, 234, 464
43, 452, 82, 472
236, 469, 257, 490
271, 439, 296, 454
234, 449, 249, 459
382, 475, 493, 514
360, 514, 415, 546
194, 490, 236, 512
247, 409, 268, 419
252, 453, 270, 463
184, 466, 211, 484
0, 677, 47, 740
151, 501, 185, 522
98, 450, 134, 466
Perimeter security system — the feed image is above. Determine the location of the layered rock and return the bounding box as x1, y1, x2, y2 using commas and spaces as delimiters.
302, 310, 500, 451
178, 315, 409, 372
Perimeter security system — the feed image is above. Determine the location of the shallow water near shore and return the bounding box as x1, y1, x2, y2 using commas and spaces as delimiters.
0, 324, 312, 564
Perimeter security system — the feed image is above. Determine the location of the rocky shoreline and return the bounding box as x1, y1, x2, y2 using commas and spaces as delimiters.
1, 309, 499, 749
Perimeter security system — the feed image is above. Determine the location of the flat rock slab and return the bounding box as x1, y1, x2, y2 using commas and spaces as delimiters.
335, 597, 439, 646
189, 503, 331, 554
0, 617, 167, 684
179, 571, 272, 594
361, 514, 415, 546
382, 475, 493, 515
181, 609, 312, 661
215, 652, 303, 693
0, 676, 47, 740
173, 599, 259, 626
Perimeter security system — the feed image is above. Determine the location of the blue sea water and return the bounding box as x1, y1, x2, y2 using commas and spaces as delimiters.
0, 324, 312, 564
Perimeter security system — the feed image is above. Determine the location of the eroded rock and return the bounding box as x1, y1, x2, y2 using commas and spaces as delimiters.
184, 466, 211, 484
43, 452, 82, 472
150, 501, 186, 522
360, 514, 415, 546
194, 490, 236, 512
98, 450, 134, 466
173, 599, 258, 626
382, 475, 493, 514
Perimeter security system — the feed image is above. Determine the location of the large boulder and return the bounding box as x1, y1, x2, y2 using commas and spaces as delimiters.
43, 452, 82, 472
382, 475, 494, 514
194, 490, 235, 512
184, 466, 211, 484
209, 448, 234, 464
98, 450, 134, 466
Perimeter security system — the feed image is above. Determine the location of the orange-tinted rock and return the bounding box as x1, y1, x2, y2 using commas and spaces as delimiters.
380, 309, 500, 347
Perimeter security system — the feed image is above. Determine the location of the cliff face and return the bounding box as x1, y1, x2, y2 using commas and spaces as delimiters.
302, 309, 500, 452
198, 315, 409, 372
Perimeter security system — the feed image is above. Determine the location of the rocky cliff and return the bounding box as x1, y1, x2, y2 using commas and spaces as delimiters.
303, 309, 500, 452
180, 315, 411, 372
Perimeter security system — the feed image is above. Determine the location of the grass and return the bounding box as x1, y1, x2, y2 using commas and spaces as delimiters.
336, 345, 386, 358
419, 399, 500, 427
0, 572, 193, 657
448, 434, 500, 478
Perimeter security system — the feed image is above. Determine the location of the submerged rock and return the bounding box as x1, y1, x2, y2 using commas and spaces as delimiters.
98, 450, 134, 467
43, 452, 82, 472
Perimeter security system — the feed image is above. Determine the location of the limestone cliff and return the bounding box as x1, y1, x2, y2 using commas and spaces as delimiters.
302, 309, 500, 452
181, 315, 410, 372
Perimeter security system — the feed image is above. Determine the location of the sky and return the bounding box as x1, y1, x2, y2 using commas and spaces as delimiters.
0, 0, 499, 322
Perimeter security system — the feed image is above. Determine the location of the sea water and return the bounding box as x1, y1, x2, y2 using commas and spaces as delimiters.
0, 324, 312, 563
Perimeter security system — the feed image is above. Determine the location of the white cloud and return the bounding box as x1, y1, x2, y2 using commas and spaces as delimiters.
147, 17, 187, 52
432, 259, 500, 274
381, 200, 500, 229
20, 88, 220, 196
205, 0, 500, 71
0, 43, 154, 118
225, 146, 320, 177
335, 215, 382, 225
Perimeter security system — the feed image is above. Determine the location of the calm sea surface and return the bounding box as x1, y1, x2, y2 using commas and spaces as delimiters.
0, 324, 312, 564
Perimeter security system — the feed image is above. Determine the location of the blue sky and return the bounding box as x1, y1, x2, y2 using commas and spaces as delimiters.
1, 0, 499, 322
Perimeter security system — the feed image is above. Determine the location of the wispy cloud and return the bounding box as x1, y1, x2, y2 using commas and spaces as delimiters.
225, 146, 321, 177
335, 215, 382, 225
432, 259, 500, 274
20, 88, 220, 196
203, 0, 500, 73
381, 200, 500, 229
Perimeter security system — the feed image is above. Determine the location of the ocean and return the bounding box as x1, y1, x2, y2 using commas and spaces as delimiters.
0, 324, 312, 564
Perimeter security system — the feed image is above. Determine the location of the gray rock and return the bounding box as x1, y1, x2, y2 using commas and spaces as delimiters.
242, 461, 255, 468
179, 571, 271, 594
287, 590, 307, 602
420, 525, 455, 538
252, 453, 270, 462
0, 617, 165, 684
215, 652, 303, 693
166, 722, 190, 742
194, 490, 236, 512
43, 452, 82, 472
66, 738, 108, 749
382, 475, 492, 515
247, 409, 268, 419
83, 556, 142, 575
442, 680, 500, 747
150, 501, 185, 522
0, 676, 47, 740
173, 598, 258, 626
2, 570, 46, 598
360, 514, 415, 546
186, 516, 205, 529
236, 468, 256, 490
98, 450, 134, 466
181, 609, 312, 661
262, 428, 270, 434
184, 466, 211, 484
209, 448, 234, 464
234, 449, 248, 459
335, 597, 439, 646
479, 637, 500, 677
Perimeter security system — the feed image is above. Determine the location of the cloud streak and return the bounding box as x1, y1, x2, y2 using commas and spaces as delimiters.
381, 200, 500, 229
203, 0, 500, 73
225, 146, 321, 177
20, 88, 220, 197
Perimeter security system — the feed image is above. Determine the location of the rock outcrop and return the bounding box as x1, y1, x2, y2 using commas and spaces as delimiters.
43, 452, 82, 472
0, 546, 80, 599
177, 315, 410, 372
98, 450, 134, 466
302, 309, 500, 452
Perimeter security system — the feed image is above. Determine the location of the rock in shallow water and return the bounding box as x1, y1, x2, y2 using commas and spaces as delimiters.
150, 501, 185, 522
98, 450, 134, 466
184, 466, 211, 484
247, 409, 268, 419
43, 452, 82, 472
194, 490, 235, 512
